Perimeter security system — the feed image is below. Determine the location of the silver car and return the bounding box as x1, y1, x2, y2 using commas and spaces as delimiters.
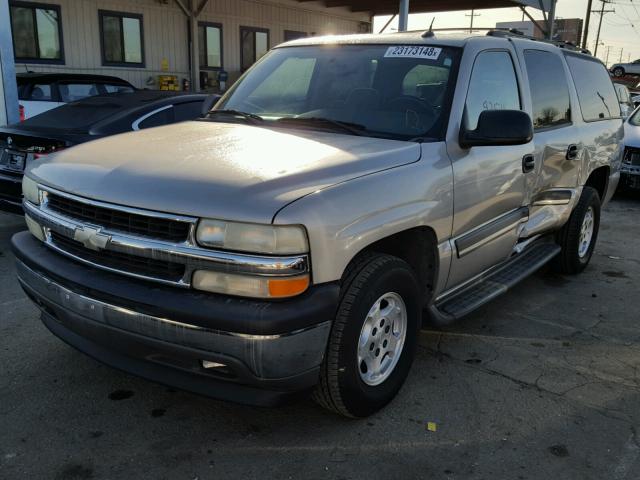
14, 31, 622, 417
611, 59, 640, 78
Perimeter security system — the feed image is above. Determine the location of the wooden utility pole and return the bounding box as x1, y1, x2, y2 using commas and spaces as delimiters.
593, 0, 614, 56
465, 9, 481, 33
582, 0, 593, 49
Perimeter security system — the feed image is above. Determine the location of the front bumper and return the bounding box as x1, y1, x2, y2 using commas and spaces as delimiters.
13, 231, 339, 406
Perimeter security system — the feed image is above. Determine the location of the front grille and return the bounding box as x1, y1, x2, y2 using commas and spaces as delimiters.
46, 193, 191, 243
50, 232, 186, 282
625, 146, 640, 166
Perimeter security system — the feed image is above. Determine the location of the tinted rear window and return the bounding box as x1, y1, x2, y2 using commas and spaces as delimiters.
524, 50, 571, 130
564, 53, 619, 121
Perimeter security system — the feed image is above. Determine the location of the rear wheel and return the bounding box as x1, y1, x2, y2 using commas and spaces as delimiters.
553, 186, 601, 274
312, 254, 421, 417
613, 67, 625, 77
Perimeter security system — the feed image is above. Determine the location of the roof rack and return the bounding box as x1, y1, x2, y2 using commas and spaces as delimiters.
486, 29, 592, 55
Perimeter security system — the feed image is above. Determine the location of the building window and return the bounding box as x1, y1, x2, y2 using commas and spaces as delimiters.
10, 1, 63, 63
240, 26, 269, 72
198, 22, 222, 70
99, 10, 144, 67
284, 30, 307, 42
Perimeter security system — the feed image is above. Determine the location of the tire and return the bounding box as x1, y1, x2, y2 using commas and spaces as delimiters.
553, 186, 601, 274
613, 67, 625, 77
312, 253, 421, 417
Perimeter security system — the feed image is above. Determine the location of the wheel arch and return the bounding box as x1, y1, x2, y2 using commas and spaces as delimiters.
343, 226, 439, 306
585, 165, 610, 201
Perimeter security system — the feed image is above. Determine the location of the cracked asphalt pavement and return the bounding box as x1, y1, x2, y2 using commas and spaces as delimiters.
1, 193, 639, 480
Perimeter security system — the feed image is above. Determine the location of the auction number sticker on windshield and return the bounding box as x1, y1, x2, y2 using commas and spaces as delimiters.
384, 46, 442, 60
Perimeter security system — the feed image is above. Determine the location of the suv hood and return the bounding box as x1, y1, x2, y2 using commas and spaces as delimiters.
27, 121, 421, 223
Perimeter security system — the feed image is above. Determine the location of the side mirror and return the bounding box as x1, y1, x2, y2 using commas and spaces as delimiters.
201, 94, 222, 117
460, 110, 533, 148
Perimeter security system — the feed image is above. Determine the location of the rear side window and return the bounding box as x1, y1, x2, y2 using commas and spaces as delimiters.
564, 53, 619, 121
29, 84, 53, 101
137, 106, 173, 129
173, 102, 202, 122
59, 83, 100, 102
104, 84, 135, 94
524, 50, 571, 130
465, 50, 521, 130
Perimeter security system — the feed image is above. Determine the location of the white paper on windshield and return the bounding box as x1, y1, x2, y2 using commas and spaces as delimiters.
384, 46, 442, 60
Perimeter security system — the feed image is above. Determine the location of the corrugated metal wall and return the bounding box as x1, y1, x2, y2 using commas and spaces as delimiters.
14, 0, 370, 88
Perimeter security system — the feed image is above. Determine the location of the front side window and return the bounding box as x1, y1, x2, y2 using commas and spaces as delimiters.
99, 10, 144, 66
524, 50, 571, 130
215, 44, 460, 141
198, 22, 222, 69
10, 1, 63, 63
240, 27, 269, 71
565, 53, 619, 121
464, 50, 521, 130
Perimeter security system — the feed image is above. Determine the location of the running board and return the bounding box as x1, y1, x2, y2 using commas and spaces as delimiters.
428, 242, 561, 324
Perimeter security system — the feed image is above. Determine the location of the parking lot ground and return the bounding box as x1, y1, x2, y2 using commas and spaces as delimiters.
1, 194, 639, 480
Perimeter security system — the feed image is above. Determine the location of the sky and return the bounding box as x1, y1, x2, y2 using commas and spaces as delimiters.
372, 0, 640, 66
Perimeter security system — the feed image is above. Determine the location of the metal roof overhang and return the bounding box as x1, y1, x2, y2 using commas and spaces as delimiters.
296, 0, 551, 15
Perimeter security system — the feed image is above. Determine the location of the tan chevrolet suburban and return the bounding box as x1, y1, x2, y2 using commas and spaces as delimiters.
14, 30, 622, 417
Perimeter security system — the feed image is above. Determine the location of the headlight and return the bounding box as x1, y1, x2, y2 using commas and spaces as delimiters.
22, 175, 40, 205
196, 219, 308, 254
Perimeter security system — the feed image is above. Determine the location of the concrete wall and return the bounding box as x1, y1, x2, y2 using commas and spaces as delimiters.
13, 0, 370, 89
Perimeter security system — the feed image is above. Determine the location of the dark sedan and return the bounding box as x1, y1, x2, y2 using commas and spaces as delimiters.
0, 90, 217, 214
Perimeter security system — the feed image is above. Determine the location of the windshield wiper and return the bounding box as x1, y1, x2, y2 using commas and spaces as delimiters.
275, 117, 366, 136
206, 109, 264, 123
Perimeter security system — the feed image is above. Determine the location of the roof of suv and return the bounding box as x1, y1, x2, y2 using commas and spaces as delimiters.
278, 30, 590, 55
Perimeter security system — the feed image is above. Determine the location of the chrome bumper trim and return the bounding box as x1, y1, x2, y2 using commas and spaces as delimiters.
17, 261, 330, 378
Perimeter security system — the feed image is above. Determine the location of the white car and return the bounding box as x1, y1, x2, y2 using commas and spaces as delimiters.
17, 73, 135, 119
614, 83, 636, 117
621, 107, 640, 190
611, 59, 640, 77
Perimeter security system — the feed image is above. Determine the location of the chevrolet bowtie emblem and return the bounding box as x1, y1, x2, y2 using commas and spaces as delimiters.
73, 225, 111, 251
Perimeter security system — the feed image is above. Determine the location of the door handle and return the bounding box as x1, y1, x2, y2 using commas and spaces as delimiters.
566, 144, 579, 160
522, 154, 535, 173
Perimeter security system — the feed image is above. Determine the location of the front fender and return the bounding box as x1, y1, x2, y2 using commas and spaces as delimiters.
273, 142, 454, 284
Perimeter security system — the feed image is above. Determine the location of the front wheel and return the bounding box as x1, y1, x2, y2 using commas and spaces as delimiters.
312, 254, 421, 417
613, 67, 625, 77
553, 186, 601, 274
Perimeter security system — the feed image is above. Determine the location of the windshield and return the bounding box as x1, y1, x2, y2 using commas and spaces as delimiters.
214, 44, 460, 141
630, 107, 640, 126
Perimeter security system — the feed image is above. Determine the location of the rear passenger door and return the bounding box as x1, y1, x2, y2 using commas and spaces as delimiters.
519, 48, 576, 204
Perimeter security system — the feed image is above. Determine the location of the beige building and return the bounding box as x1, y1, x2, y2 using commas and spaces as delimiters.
8, 0, 372, 90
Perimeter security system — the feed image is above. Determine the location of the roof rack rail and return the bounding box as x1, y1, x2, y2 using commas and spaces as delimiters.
486, 29, 592, 55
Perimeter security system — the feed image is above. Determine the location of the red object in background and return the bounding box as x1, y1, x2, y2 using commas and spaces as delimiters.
19, 105, 25, 122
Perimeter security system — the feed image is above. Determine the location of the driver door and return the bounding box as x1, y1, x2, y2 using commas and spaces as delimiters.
445, 47, 533, 289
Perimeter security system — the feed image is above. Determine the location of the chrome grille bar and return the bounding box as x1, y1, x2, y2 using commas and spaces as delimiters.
23, 189, 309, 288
